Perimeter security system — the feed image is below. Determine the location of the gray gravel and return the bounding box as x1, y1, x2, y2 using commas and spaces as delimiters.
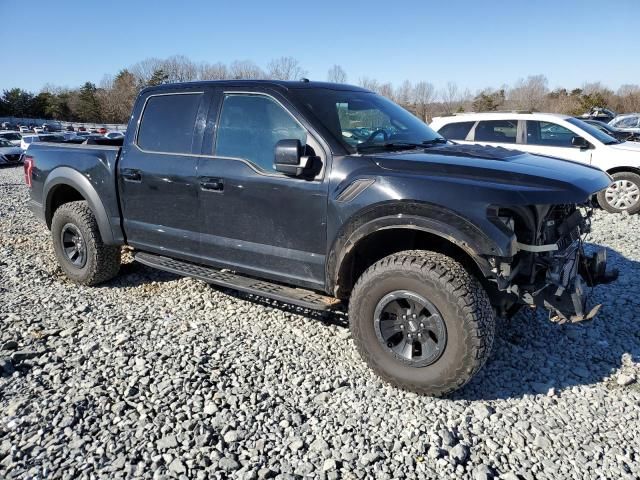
1, 165, 639, 479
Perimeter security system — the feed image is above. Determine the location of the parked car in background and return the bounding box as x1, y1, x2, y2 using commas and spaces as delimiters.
19, 126, 30, 133
0, 138, 24, 165
609, 114, 640, 134
580, 107, 616, 123
98, 127, 108, 135
0, 130, 23, 147
33, 127, 45, 134
77, 126, 86, 132
42, 123, 61, 133
20, 134, 65, 151
104, 131, 125, 139
431, 112, 640, 214
65, 125, 75, 132
581, 119, 640, 142
1, 122, 18, 131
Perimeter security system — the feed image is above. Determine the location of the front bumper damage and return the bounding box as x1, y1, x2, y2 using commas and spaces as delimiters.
491, 206, 618, 324
534, 247, 618, 323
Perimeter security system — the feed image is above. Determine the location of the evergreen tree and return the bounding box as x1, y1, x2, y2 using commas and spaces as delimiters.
77, 82, 102, 122
148, 69, 169, 86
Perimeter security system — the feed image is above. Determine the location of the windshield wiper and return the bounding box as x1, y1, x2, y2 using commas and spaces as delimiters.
357, 138, 448, 153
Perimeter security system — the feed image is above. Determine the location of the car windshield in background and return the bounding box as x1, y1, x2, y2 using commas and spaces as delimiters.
292, 89, 444, 153
567, 117, 619, 145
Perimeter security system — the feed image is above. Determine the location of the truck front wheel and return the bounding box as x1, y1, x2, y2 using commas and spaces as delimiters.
51, 201, 121, 285
348, 250, 495, 396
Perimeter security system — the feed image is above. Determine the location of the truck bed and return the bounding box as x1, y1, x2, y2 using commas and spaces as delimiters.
26, 142, 123, 244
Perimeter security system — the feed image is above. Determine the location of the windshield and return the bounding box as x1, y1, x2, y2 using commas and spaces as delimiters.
291, 89, 444, 153
567, 117, 619, 144
0, 139, 12, 147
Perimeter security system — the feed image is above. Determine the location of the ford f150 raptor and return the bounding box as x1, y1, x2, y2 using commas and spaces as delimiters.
25, 80, 617, 395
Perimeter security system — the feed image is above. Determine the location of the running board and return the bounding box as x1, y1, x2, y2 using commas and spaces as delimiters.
134, 252, 341, 311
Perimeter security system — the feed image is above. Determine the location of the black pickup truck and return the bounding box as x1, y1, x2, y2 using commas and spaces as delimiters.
25, 80, 616, 395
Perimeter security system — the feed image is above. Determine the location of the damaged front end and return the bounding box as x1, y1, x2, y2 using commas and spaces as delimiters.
487, 204, 618, 323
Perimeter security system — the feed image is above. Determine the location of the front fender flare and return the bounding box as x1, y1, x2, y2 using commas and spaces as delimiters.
43, 167, 118, 245
327, 202, 513, 295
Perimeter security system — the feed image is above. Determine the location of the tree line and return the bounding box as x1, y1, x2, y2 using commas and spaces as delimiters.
1, 55, 639, 124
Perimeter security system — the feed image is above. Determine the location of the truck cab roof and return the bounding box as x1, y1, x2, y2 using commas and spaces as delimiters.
141, 80, 370, 95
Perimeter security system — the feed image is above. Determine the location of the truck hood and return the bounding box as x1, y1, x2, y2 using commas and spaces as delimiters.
370, 144, 611, 204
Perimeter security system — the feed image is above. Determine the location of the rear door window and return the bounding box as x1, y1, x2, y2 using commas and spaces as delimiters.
137, 93, 203, 154
474, 120, 518, 143
437, 121, 475, 140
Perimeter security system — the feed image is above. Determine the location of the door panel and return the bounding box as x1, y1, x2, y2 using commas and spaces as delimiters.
517, 120, 592, 165
118, 90, 209, 259
197, 91, 329, 289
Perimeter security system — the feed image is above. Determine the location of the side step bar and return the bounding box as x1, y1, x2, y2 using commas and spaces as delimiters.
134, 252, 342, 311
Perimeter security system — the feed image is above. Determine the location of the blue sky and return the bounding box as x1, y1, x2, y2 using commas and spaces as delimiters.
1, 0, 638, 93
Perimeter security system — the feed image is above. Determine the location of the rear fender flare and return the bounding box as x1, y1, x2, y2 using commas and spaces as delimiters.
43, 167, 116, 244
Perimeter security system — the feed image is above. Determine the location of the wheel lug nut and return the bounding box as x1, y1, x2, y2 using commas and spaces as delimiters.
412, 314, 417, 318
420, 323, 424, 328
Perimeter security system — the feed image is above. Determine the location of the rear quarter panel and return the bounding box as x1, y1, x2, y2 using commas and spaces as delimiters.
28, 143, 124, 244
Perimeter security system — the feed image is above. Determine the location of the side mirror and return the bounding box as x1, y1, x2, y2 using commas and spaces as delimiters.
571, 136, 590, 149
274, 139, 313, 176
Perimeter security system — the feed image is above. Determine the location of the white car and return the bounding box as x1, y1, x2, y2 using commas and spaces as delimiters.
0, 138, 24, 165
20, 135, 42, 151
430, 112, 640, 214
0, 130, 22, 147
609, 114, 640, 134
19, 126, 30, 133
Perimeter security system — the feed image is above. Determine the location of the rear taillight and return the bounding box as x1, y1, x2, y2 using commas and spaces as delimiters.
23, 155, 34, 187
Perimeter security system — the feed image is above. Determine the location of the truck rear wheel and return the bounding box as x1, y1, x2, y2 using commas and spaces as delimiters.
51, 201, 121, 285
348, 250, 495, 396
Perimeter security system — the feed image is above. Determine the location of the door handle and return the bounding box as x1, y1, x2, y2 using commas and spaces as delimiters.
121, 168, 142, 182
200, 177, 224, 191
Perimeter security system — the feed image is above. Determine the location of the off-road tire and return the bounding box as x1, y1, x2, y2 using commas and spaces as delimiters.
349, 250, 495, 396
51, 201, 121, 285
597, 171, 640, 214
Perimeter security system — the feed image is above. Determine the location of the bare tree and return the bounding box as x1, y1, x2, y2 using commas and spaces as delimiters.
508, 75, 549, 111
161, 55, 198, 83
327, 65, 347, 84
229, 60, 265, 79
266, 56, 307, 80
617, 84, 640, 112
130, 57, 164, 85
440, 81, 461, 114
199, 62, 228, 80
395, 80, 413, 106
377, 83, 395, 101
358, 77, 379, 92
413, 81, 435, 121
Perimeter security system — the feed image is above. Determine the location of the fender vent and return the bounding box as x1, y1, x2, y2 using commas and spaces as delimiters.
336, 178, 375, 203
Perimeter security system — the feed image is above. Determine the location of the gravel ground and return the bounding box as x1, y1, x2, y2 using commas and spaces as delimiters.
1, 164, 639, 480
